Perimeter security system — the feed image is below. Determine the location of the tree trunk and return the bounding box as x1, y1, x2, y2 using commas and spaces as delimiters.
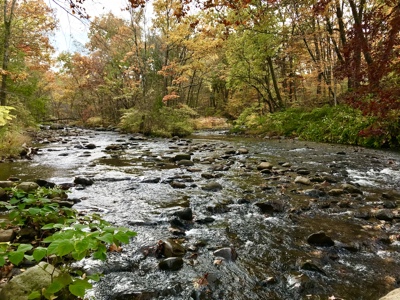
0, 0, 17, 106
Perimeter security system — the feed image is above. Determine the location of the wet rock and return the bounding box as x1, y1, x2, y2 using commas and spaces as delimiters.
35, 179, 56, 188
177, 159, 194, 167
338, 200, 351, 208
282, 162, 291, 167
169, 218, 186, 231
163, 239, 186, 257
296, 168, 310, 175
303, 189, 326, 198
175, 207, 193, 221
172, 153, 191, 162
383, 201, 397, 209
201, 173, 215, 179
255, 199, 286, 214
85, 143, 97, 149
354, 209, 371, 219
170, 181, 187, 189
237, 148, 249, 154
51, 198, 75, 208
342, 183, 363, 194
74, 177, 94, 186
206, 202, 231, 214
307, 231, 334, 247
105, 144, 123, 151
225, 149, 236, 155
259, 276, 277, 286
300, 260, 326, 275
294, 176, 311, 185
380, 288, 400, 300
159, 257, 184, 271
213, 247, 237, 262
16, 182, 39, 192
257, 162, 273, 170
328, 189, 344, 196
0, 262, 60, 300
141, 177, 161, 183
0, 229, 15, 242
375, 209, 394, 221
202, 182, 222, 192
195, 217, 215, 224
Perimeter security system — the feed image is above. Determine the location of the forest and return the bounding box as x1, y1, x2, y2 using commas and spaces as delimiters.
0, 0, 400, 157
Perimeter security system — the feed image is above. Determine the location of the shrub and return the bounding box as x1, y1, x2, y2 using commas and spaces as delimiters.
119, 104, 197, 137
0, 187, 136, 299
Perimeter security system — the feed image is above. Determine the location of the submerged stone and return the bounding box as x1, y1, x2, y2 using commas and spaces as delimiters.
307, 231, 334, 247
159, 257, 184, 271
201, 182, 222, 192
213, 247, 238, 262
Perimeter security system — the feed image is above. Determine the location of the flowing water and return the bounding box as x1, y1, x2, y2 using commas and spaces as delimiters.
1, 128, 400, 300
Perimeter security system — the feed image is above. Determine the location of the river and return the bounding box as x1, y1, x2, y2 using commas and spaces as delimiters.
1, 127, 400, 300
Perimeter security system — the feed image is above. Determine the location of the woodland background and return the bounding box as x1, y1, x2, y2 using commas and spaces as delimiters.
0, 0, 399, 156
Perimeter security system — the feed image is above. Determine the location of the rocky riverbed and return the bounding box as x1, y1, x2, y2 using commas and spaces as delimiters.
1, 127, 400, 299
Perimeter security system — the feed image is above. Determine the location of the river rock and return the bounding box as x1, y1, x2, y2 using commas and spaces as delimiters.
213, 247, 237, 262
177, 159, 194, 166
35, 179, 56, 188
0, 262, 60, 300
296, 168, 310, 175
383, 201, 397, 209
195, 217, 215, 224
74, 177, 94, 186
237, 148, 249, 154
307, 231, 334, 247
106, 144, 124, 151
300, 260, 326, 275
255, 199, 286, 214
0, 187, 5, 199
202, 182, 222, 192
201, 172, 215, 179
380, 288, 400, 299
159, 257, 184, 271
375, 209, 394, 221
163, 239, 186, 257
16, 182, 39, 192
328, 189, 344, 196
172, 153, 191, 162
0, 229, 15, 242
85, 143, 97, 149
257, 162, 273, 170
175, 207, 193, 221
170, 181, 187, 189
294, 176, 311, 185
342, 183, 363, 194
141, 177, 161, 183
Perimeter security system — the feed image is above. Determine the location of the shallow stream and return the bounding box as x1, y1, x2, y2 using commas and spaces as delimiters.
1, 128, 400, 300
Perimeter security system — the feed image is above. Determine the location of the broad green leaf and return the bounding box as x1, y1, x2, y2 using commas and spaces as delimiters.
27, 291, 41, 299
96, 233, 114, 244
33, 247, 47, 261
47, 240, 60, 254
87, 273, 101, 281
41, 223, 55, 230
44, 279, 64, 295
71, 251, 86, 261
8, 251, 25, 265
114, 231, 130, 244
69, 279, 92, 298
0, 256, 6, 266
75, 239, 89, 253
103, 226, 118, 233
92, 249, 107, 261
9, 210, 20, 219
17, 244, 33, 252
28, 208, 41, 215
24, 254, 34, 261
57, 240, 75, 257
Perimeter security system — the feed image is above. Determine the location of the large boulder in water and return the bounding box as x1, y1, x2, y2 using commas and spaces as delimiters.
16, 182, 39, 193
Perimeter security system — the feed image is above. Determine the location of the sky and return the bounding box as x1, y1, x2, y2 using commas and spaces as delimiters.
45, 0, 132, 53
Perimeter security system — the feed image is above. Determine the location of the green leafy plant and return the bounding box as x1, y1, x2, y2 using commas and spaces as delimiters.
0, 187, 137, 299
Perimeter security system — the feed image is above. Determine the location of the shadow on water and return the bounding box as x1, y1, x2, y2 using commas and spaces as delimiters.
2, 128, 400, 299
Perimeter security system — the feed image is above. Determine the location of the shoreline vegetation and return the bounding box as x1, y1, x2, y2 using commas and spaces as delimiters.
1, 103, 399, 161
